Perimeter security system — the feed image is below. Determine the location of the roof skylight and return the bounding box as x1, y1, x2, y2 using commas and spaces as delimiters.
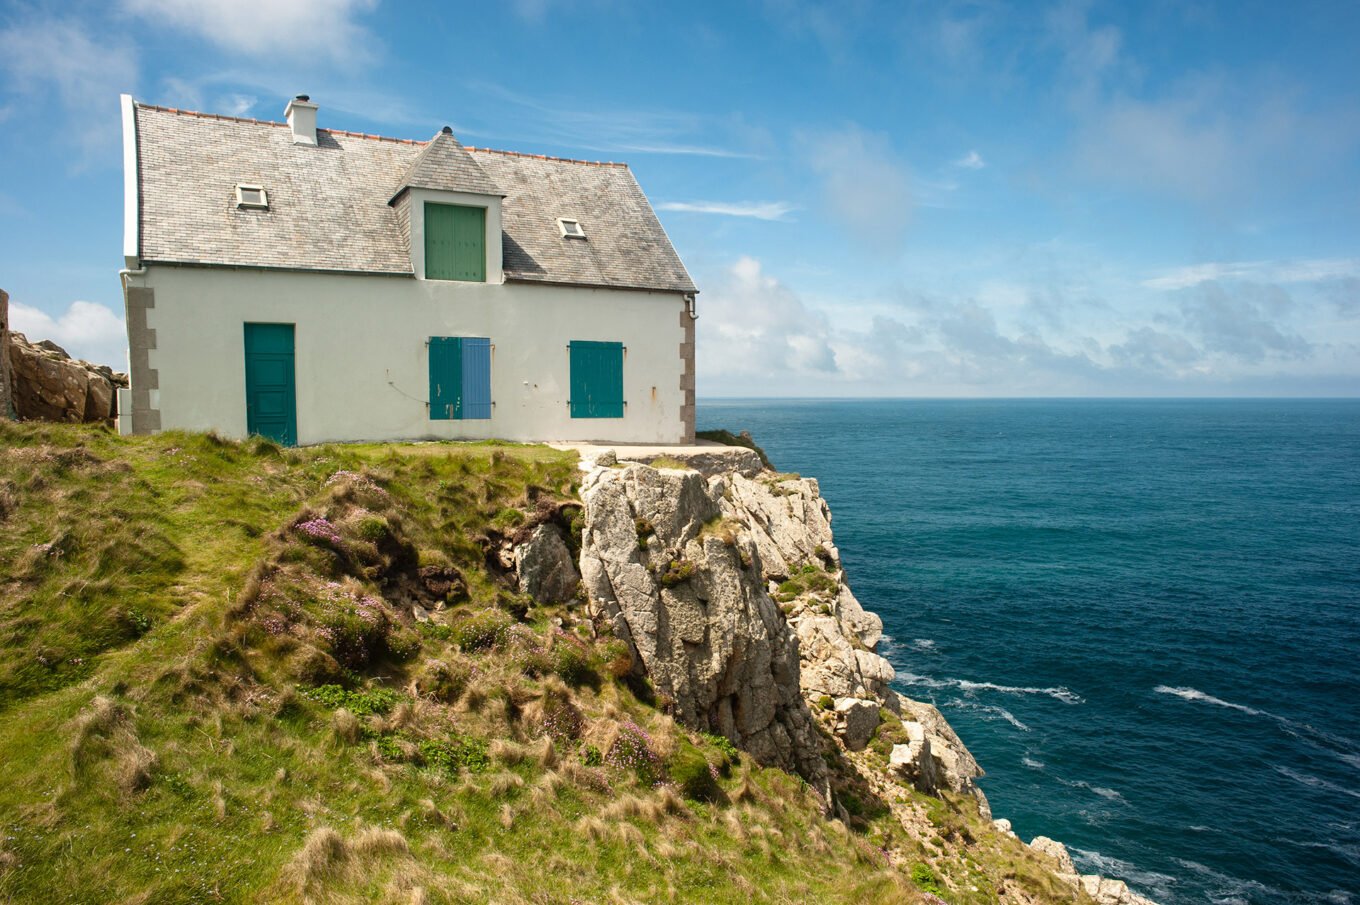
235, 184, 269, 210
557, 217, 586, 239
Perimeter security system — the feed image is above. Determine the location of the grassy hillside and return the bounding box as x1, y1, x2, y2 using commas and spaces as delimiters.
0, 423, 1075, 904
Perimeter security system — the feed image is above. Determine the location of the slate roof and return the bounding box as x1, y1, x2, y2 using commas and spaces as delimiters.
134, 102, 697, 294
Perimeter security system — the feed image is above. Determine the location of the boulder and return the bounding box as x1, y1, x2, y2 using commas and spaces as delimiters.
1080, 875, 1159, 905
5, 331, 125, 424
889, 721, 941, 792
1029, 836, 1077, 876
834, 586, 883, 649
515, 523, 579, 605
833, 697, 880, 751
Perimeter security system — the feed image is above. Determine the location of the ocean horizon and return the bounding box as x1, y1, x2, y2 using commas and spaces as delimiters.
697, 397, 1360, 905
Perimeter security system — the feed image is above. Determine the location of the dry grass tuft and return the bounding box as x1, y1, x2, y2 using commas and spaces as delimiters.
331, 708, 360, 744
614, 822, 646, 849
723, 810, 748, 843
653, 785, 688, 819
487, 771, 525, 797
351, 827, 409, 857
286, 826, 349, 891
602, 794, 647, 821
499, 803, 515, 829
576, 816, 608, 842
69, 695, 127, 770
489, 738, 525, 766
560, 760, 611, 793
530, 735, 557, 769
114, 739, 157, 794
211, 780, 227, 820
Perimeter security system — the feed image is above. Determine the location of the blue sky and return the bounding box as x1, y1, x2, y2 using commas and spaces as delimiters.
2, 0, 1358, 395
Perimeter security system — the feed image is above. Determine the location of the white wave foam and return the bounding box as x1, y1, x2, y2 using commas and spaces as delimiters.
898, 671, 1084, 704
1172, 858, 1285, 904
1060, 777, 1127, 803
1155, 686, 1360, 775
1154, 685, 1262, 715
1069, 847, 1179, 899
950, 699, 1032, 731
1292, 839, 1360, 866
1022, 755, 1045, 770
1275, 765, 1360, 800
910, 638, 936, 651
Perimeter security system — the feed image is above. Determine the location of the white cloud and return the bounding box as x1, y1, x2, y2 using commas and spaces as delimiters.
1070, 68, 1360, 209
694, 254, 1360, 397
805, 125, 913, 254
121, 0, 380, 62
656, 201, 796, 221
1178, 282, 1311, 364
458, 82, 761, 159
0, 18, 137, 162
697, 257, 839, 394
1045, 0, 1125, 99
1144, 258, 1360, 291
954, 150, 985, 170
8, 301, 127, 369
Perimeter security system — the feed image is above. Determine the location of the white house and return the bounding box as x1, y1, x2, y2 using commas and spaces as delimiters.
117, 94, 698, 446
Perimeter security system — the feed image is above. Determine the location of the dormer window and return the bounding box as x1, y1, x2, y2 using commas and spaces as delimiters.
236, 184, 268, 210
557, 218, 586, 239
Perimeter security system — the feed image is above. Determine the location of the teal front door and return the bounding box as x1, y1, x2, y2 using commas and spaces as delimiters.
243, 323, 297, 446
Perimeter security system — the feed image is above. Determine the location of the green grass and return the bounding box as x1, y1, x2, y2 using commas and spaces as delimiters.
0, 423, 1089, 905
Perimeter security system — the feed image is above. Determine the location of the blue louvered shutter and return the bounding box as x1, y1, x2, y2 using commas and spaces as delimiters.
460, 337, 492, 419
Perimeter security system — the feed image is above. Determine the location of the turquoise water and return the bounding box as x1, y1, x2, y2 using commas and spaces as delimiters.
697, 399, 1360, 905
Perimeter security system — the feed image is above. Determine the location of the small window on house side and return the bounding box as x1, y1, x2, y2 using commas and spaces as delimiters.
429, 336, 492, 420
236, 184, 268, 210
569, 340, 624, 418
558, 218, 586, 239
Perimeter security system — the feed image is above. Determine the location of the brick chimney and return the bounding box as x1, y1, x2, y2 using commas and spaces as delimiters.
285, 94, 318, 146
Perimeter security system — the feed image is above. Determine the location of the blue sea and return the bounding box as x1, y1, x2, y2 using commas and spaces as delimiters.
697, 399, 1360, 905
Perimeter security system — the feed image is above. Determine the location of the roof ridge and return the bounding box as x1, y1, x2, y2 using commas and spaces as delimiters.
464, 146, 628, 168
135, 104, 628, 161
135, 103, 426, 145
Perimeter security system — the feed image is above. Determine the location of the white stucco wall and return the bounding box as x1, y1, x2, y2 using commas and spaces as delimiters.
133, 266, 687, 445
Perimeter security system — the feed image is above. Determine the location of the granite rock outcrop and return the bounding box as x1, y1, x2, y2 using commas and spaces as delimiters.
573, 446, 1159, 904
4, 329, 127, 424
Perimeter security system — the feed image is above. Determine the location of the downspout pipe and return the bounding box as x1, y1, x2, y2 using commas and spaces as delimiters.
685, 292, 698, 320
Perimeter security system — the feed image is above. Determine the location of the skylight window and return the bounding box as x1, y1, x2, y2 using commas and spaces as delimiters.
235, 184, 269, 210
557, 218, 586, 239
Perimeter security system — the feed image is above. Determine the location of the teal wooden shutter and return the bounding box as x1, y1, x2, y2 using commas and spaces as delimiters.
461, 338, 492, 419
570, 341, 624, 418
428, 336, 461, 420
424, 203, 486, 282
429, 337, 491, 420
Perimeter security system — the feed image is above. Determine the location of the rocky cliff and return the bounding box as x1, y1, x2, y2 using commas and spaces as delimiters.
573, 445, 1157, 905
